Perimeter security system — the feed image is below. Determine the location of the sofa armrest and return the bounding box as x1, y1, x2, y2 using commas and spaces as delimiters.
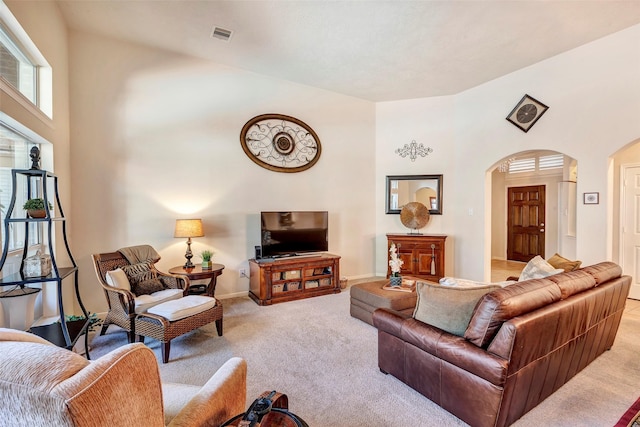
372, 308, 411, 337
167, 357, 247, 427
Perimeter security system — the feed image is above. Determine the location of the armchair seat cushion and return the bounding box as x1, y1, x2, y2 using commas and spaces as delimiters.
148, 295, 217, 321
135, 289, 184, 313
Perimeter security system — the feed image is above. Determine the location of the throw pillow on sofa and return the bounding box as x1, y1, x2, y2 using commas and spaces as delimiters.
413, 281, 501, 336
547, 253, 582, 272
439, 277, 517, 288
518, 255, 564, 281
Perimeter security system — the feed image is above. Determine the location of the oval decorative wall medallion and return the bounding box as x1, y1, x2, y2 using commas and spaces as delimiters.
240, 114, 322, 173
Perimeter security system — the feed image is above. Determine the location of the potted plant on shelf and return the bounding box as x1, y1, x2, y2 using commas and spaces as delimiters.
201, 250, 214, 269
23, 198, 52, 218
388, 242, 404, 287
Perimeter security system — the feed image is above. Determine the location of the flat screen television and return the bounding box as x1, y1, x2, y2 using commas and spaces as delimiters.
261, 211, 328, 258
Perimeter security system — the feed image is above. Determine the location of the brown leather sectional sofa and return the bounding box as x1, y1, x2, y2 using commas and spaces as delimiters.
372, 262, 631, 427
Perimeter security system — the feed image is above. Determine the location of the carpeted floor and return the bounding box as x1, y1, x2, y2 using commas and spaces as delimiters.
89, 287, 640, 427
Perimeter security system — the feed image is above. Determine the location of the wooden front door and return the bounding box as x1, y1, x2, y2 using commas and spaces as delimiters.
507, 185, 545, 262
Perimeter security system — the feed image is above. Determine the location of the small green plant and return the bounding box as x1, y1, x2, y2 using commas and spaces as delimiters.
23, 198, 52, 210
62, 313, 103, 333
201, 250, 214, 262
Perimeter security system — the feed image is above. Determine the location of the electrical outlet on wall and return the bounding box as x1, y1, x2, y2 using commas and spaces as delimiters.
239, 268, 248, 278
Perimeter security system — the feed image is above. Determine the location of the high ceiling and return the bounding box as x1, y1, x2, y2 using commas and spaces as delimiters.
55, 0, 640, 102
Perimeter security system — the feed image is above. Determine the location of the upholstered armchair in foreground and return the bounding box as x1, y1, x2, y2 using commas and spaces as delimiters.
0, 328, 246, 427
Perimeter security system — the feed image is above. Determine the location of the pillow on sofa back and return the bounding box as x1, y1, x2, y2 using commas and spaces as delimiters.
519, 255, 564, 281
413, 281, 501, 336
439, 277, 517, 288
464, 278, 562, 348
547, 253, 582, 272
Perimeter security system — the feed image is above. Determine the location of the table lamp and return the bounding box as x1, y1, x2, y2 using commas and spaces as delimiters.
174, 219, 204, 268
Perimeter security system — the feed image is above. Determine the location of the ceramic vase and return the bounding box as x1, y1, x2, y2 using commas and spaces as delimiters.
389, 275, 402, 287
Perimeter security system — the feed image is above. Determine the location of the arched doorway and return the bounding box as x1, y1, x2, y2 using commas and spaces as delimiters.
489, 150, 577, 281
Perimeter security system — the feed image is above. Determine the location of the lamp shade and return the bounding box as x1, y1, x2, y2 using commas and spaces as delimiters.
174, 219, 204, 238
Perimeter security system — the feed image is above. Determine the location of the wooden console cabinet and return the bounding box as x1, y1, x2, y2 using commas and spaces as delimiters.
387, 234, 447, 281
249, 253, 341, 305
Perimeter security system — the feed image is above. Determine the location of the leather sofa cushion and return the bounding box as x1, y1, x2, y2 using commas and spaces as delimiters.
582, 261, 622, 285
413, 281, 501, 336
464, 278, 561, 348
548, 269, 595, 299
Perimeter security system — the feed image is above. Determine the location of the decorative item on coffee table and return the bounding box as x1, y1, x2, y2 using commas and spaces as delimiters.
383, 277, 417, 292
388, 242, 403, 287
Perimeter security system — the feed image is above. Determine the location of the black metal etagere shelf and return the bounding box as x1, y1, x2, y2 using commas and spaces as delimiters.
0, 168, 90, 357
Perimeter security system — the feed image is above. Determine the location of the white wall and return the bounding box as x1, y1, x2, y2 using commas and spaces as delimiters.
377, 24, 640, 281
68, 31, 376, 313
375, 96, 457, 276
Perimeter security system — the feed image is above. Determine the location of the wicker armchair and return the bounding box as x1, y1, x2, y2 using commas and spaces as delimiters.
92, 245, 223, 362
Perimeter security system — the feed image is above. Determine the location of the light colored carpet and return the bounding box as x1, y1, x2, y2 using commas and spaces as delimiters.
89, 287, 640, 427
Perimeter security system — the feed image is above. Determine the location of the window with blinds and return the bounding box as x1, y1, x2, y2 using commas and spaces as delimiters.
0, 22, 36, 104
508, 154, 564, 174
0, 123, 41, 254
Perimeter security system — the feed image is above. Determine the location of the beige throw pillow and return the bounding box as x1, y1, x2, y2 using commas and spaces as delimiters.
518, 255, 564, 281
412, 281, 501, 336
439, 277, 517, 288
105, 268, 131, 291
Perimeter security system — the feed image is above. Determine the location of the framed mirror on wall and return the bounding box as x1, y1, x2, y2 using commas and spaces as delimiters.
386, 174, 443, 215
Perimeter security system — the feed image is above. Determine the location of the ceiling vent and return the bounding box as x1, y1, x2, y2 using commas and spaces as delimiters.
211, 26, 233, 42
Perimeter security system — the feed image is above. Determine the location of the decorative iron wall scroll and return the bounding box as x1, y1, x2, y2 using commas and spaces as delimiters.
395, 140, 433, 162
240, 114, 322, 173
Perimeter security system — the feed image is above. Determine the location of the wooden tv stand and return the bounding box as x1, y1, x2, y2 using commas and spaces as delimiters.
249, 253, 341, 305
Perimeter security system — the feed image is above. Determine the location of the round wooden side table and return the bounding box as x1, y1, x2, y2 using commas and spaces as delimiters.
169, 264, 225, 297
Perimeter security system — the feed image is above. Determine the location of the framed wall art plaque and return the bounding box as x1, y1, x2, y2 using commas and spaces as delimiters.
583, 192, 599, 205
240, 114, 321, 173
506, 94, 549, 133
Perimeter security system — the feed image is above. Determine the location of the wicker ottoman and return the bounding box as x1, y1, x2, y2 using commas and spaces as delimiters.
136, 295, 223, 363
349, 279, 418, 326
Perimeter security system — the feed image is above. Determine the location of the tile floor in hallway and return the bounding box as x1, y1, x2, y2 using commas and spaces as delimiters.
491, 258, 526, 282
